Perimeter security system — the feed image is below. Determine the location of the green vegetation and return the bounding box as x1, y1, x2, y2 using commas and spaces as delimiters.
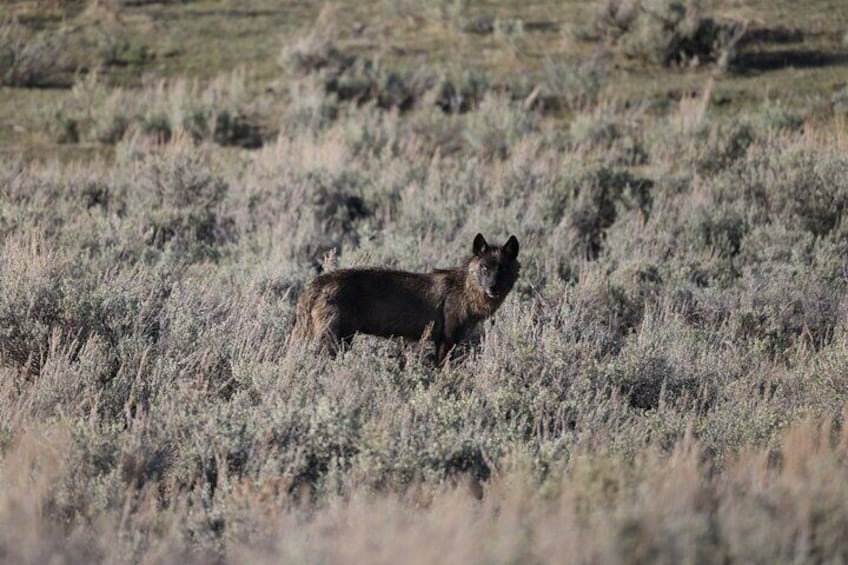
1, 0, 848, 562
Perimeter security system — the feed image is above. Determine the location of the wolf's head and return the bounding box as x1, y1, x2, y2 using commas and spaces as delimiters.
468, 233, 520, 300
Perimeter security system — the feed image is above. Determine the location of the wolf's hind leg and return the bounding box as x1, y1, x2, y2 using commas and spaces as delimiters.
314, 305, 343, 355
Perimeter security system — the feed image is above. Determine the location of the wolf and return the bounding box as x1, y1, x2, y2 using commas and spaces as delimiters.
292, 233, 520, 365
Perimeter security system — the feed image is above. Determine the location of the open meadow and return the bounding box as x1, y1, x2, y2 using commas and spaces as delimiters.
2, 0, 848, 562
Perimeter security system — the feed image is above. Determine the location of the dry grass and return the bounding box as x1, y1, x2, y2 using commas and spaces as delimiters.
5, 416, 848, 563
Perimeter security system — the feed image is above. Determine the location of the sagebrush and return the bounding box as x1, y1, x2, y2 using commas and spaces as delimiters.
1, 4, 848, 564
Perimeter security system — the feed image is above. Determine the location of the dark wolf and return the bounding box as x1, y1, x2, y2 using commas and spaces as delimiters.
292, 234, 520, 365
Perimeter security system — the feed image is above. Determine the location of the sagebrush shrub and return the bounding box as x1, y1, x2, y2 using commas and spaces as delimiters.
40, 71, 263, 147
0, 17, 67, 87
587, 0, 745, 69
464, 94, 536, 159
127, 139, 235, 262
0, 237, 66, 373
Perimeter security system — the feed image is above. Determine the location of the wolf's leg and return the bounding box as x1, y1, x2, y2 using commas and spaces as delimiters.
313, 301, 343, 355
435, 339, 456, 367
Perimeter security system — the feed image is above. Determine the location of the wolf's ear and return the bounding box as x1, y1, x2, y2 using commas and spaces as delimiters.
473, 233, 489, 256
503, 235, 519, 259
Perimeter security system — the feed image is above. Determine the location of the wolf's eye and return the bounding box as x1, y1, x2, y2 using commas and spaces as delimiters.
481, 266, 489, 273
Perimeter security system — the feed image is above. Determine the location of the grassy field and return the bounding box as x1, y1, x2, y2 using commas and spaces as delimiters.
2, 0, 848, 562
